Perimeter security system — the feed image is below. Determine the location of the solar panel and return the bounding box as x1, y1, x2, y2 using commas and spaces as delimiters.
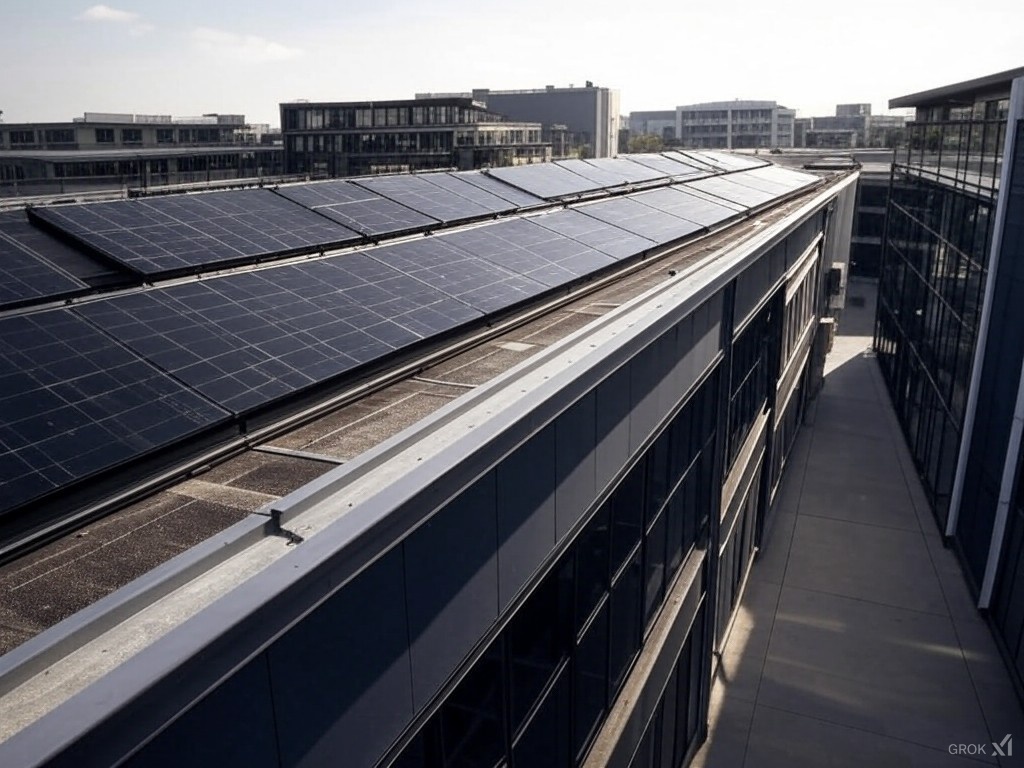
576, 197, 704, 245
715, 172, 794, 196
554, 159, 649, 189
630, 187, 739, 229
743, 165, 819, 189
417, 173, 521, 214
623, 153, 704, 178
368, 237, 547, 314
354, 175, 496, 223
700, 151, 769, 170
77, 258, 480, 414
30, 190, 361, 276
670, 152, 723, 172
0, 211, 125, 286
450, 171, 546, 208
0, 309, 229, 516
674, 185, 749, 213
485, 164, 598, 200
0, 219, 88, 308
527, 208, 655, 260
684, 176, 778, 208
580, 157, 665, 184
276, 179, 438, 237
441, 218, 616, 288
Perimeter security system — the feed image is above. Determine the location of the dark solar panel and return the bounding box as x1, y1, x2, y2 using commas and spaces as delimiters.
30, 190, 361, 276
418, 173, 520, 214
0, 222, 88, 308
0, 211, 123, 286
630, 187, 738, 229
485, 164, 598, 200
0, 309, 229, 515
576, 197, 704, 244
684, 176, 778, 207
743, 165, 819, 189
368, 237, 547, 314
554, 159, 647, 189
527, 208, 655, 260
671, 152, 723, 172
77, 257, 480, 414
715, 172, 794, 196
700, 151, 769, 170
624, 153, 704, 178
579, 157, 665, 184
674, 185, 749, 213
441, 218, 616, 288
276, 179, 438, 237
354, 175, 495, 223
450, 171, 545, 208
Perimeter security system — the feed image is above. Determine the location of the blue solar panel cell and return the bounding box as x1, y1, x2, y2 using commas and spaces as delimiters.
369, 237, 547, 314
576, 197, 703, 244
0, 310, 230, 515
442, 219, 616, 288
30, 190, 361, 275
485, 164, 599, 200
416, 173, 520, 214
276, 180, 438, 236
630, 187, 738, 229
527, 209, 655, 261
354, 175, 495, 223
450, 171, 545, 208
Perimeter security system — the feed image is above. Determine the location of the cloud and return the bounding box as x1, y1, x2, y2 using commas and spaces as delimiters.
78, 5, 138, 23
78, 5, 154, 35
192, 27, 303, 63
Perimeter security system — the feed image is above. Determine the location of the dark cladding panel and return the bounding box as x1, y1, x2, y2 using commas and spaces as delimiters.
555, 392, 597, 540
0, 309, 229, 515
404, 472, 500, 710
496, 425, 557, 608
268, 548, 414, 768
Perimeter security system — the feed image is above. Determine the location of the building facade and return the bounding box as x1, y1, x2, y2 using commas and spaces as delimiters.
280, 98, 550, 177
793, 105, 906, 149
675, 101, 795, 150
874, 67, 1024, 689
467, 84, 621, 159
628, 111, 677, 141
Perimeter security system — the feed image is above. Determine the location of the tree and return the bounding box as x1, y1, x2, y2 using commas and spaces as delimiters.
628, 133, 664, 153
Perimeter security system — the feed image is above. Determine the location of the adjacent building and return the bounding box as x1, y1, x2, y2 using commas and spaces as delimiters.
794, 104, 906, 148
628, 110, 677, 141
463, 83, 621, 159
0, 113, 284, 196
874, 67, 1024, 688
280, 97, 550, 177
676, 100, 796, 150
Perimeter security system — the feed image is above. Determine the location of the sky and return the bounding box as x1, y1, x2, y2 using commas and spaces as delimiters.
2, 0, 1021, 127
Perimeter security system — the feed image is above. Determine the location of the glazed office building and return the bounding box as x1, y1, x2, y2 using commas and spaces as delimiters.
0, 153, 855, 767
875, 67, 1024, 686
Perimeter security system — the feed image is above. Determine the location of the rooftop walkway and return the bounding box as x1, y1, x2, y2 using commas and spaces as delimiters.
694, 278, 1024, 767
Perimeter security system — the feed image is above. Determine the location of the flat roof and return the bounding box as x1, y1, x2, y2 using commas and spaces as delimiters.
889, 66, 1024, 108
0, 146, 281, 161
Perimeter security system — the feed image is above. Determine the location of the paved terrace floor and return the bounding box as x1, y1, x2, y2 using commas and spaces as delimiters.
694, 278, 1024, 767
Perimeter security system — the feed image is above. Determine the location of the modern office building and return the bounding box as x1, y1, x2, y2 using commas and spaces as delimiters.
675, 101, 795, 150
463, 84, 621, 159
0, 113, 284, 197
793, 105, 906, 149
874, 66, 1024, 688
0, 152, 857, 767
280, 97, 550, 177
628, 111, 677, 141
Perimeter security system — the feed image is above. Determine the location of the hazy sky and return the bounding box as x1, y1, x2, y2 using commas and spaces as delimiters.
3, 1, 1021, 127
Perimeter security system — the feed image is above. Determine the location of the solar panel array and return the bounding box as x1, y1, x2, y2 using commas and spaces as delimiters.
29, 189, 361, 276
0, 216, 88, 308
0, 155, 822, 517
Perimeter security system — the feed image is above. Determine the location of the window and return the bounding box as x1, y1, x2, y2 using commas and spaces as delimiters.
95, 128, 114, 143
44, 129, 75, 144
10, 130, 36, 145
122, 128, 142, 145
156, 128, 174, 144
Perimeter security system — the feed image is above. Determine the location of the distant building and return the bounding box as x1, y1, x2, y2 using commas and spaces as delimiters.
794, 105, 906, 148
464, 83, 621, 159
280, 97, 550, 177
0, 112, 284, 196
628, 110, 677, 141
675, 100, 796, 149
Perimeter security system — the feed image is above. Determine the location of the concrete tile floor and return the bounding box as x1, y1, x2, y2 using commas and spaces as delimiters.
693, 280, 1024, 767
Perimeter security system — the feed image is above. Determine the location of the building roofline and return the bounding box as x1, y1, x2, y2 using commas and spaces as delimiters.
889, 66, 1024, 108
